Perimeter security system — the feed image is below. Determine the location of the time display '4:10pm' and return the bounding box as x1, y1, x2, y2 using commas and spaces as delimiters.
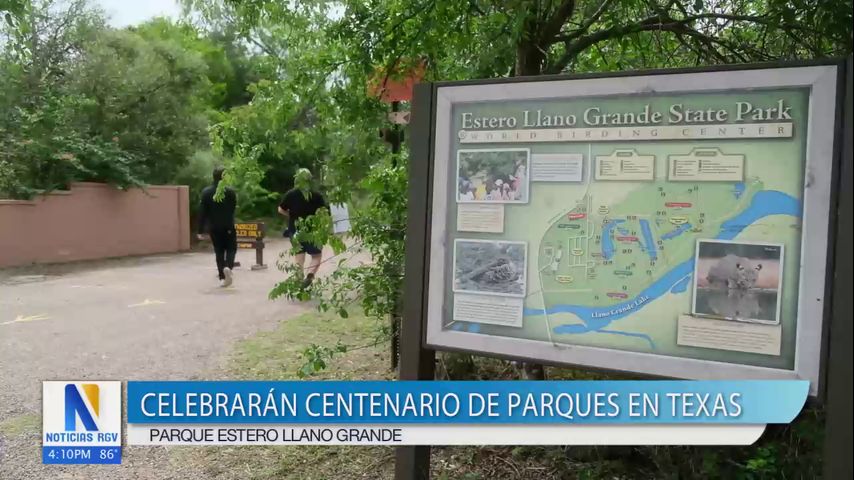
42, 446, 121, 465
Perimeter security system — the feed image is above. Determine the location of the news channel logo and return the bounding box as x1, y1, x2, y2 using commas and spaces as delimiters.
42, 381, 122, 464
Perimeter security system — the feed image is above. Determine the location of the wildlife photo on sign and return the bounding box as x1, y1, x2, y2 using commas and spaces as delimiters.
457, 149, 530, 203
453, 239, 527, 297
692, 239, 784, 325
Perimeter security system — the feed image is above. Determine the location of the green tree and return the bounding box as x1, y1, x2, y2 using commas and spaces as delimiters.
0, 0, 26, 20
0, 0, 142, 197
0, 2, 228, 198
127, 18, 267, 221
66, 26, 212, 183
184, 0, 852, 375
133, 19, 260, 113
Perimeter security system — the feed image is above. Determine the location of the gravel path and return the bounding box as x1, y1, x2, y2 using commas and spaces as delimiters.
0, 239, 338, 479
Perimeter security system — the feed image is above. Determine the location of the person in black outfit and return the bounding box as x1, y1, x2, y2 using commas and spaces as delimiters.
278, 168, 327, 288
197, 167, 237, 287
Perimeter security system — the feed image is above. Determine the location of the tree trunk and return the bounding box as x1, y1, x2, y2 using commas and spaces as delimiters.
514, 9, 546, 77
515, 44, 545, 78
515, 25, 547, 381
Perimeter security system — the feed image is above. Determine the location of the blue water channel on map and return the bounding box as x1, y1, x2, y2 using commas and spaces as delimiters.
523, 190, 801, 348
600, 219, 625, 260
639, 219, 657, 261
661, 223, 693, 240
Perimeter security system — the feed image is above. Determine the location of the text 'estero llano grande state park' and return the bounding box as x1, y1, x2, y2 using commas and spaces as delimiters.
460, 99, 794, 130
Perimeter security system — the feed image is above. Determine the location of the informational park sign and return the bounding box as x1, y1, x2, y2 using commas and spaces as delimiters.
423, 64, 843, 396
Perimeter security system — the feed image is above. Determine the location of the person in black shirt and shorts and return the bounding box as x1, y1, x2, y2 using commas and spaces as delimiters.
197, 167, 238, 287
278, 168, 327, 288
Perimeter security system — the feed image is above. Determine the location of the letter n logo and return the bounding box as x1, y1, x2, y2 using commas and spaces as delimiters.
64, 384, 99, 431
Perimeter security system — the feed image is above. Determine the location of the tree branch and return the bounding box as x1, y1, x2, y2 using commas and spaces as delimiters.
247, 34, 279, 58
556, 0, 612, 44
538, 0, 576, 45
547, 10, 820, 74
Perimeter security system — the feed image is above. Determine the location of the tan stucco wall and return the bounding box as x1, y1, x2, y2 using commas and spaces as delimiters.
0, 182, 190, 268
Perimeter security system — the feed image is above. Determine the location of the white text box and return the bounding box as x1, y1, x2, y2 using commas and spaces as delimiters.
531, 153, 583, 182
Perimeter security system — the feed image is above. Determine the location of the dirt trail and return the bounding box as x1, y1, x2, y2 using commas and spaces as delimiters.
0, 239, 344, 479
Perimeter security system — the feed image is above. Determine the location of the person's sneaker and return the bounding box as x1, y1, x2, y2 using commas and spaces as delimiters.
301, 273, 315, 289
222, 267, 233, 287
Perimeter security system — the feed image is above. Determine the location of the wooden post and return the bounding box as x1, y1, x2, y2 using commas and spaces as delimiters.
395, 83, 436, 480
822, 55, 852, 480
251, 223, 267, 270
389, 100, 403, 370
235, 222, 267, 270
390, 306, 401, 370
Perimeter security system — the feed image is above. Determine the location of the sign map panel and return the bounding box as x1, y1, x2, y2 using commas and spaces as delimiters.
425, 65, 840, 394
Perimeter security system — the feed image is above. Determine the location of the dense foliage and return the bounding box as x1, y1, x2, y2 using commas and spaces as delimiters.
0, 0, 260, 201
182, 0, 852, 368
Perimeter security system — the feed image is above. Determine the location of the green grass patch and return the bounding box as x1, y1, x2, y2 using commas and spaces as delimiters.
228, 308, 391, 381
0, 413, 40, 437
178, 308, 396, 480
179, 310, 824, 480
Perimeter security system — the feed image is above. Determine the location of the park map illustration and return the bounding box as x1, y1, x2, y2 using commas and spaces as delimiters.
446, 88, 808, 371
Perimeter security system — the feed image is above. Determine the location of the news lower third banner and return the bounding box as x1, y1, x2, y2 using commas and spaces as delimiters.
125, 380, 808, 446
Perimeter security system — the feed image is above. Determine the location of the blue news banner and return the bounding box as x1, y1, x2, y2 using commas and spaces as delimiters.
121, 380, 809, 447
42, 380, 810, 463
127, 380, 808, 424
